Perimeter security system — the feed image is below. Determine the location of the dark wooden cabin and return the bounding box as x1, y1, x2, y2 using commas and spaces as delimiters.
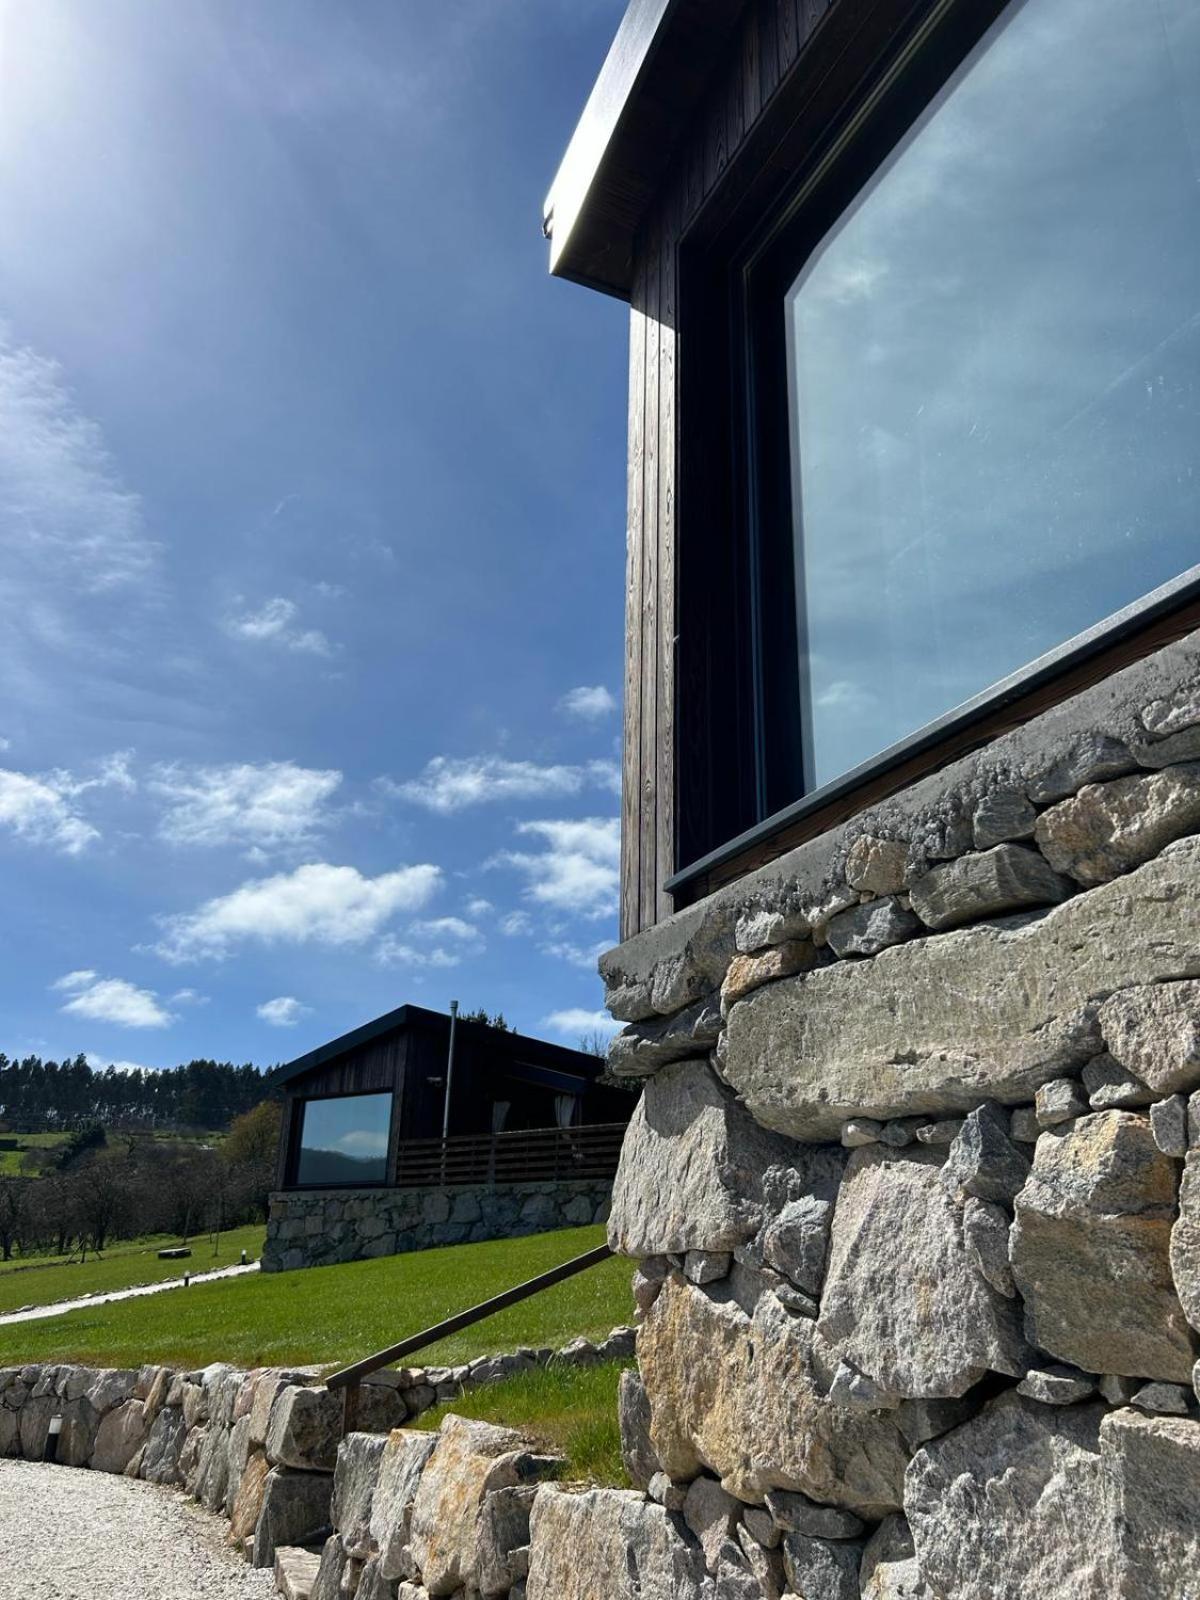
272, 1005, 631, 1191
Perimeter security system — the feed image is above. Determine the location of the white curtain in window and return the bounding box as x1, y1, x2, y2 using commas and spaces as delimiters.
555, 1093, 577, 1128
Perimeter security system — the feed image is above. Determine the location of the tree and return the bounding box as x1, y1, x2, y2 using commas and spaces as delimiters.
577, 1030, 608, 1058
0, 1178, 27, 1262
461, 1008, 511, 1031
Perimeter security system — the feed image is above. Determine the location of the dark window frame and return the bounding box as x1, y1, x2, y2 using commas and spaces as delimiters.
669, 0, 1200, 897
288, 1087, 395, 1190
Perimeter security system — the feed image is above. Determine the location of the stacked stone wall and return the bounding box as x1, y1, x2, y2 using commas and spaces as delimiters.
263, 1180, 612, 1273
581, 635, 1200, 1596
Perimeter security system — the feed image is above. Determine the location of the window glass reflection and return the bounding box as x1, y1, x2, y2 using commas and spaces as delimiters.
296, 1093, 391, 1185
786, 0, 1200, 790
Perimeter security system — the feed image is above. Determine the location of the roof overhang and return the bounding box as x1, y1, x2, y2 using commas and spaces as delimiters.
544, 0, 750, 300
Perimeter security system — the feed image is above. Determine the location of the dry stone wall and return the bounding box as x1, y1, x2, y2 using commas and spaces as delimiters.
586, 636, 1200, 1597
263, 1181, 612, 1273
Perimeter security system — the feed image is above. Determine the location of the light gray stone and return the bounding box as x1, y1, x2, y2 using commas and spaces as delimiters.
1131, 1381, 1191, 1415
408, 1416, 530, 1596
732, 1527, 786, 1599
252, 1467, 334, 1568
684, 1250, 731, 1285
1152, 1094, 1189, 1157
370, 1429, 437, 1581
763, 1489, 863, 1540
893, 1397, 979, 1452
1099, 980, 1200, 1096
735, 906, 810, 955
1034, 763, 1200, 884
972, 790, 1037, 850
683, 1475, 741, 1572
334, 1432, 387, 1561
741, 1507, 779, 1549
310, 1534, 348, 1600
845, 835, 908, 896
781, 1532, 863, 1600
1100, 1375, 1139, 1405
1082, 1054, 1153, 1110
607, 1058, 842, 1257
914, 1119, 963, 1147
1009, 1107, 1039, 1142
274, 1546, 321, 1600
1171, 1150, 1200, 1334
1139, 683, 1200, 742
759, 1195, 834, 1296
938, 1103, 1030, 1205
1017, 1364, 1097, 1405
646, 1471, 686, 1512
1034, 1077, 1088, 1127
525, 1486, 709, 1600
1011, 1112, 1195, 1381
825, 899, 920, 958
908, 844, 1071, 931
91, 1399, 149, 1475
607, 997, 722, 1079
476, 1484, 536, 1598
617, 1369, 658, 1492
1026, 732, 1135, 803
905, 1394, 1112, 1598
638, 1274, 909, 1515
858, 1516, 930, 1600
1101, 1407, 1200, 1599
631, 1258, 668, 1320
265, 1386, 342, 1473
816, 1147, 1027, 1404
841, 1119, 882, 1147
724, 839, 1200, 1138
960, 1196, 1015, 1298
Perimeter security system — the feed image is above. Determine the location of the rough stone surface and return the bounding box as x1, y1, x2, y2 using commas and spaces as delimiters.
1011, 1112, 1195, 1380
1170, 1150, 1200, 1334
1016, 1364, 1097, 1405
408, 1416, 528, 1596
1152, 1094, 1190, 1157
858, 1515, 929, 1599
230, 1448, 271, 1541
905, 1394, 1112, 1599
334, 1432, 387, 1561
846, 835, 908, 896
1132, 1381, 1191, 1415
684, 1250, 731, 1285
781, 1532, 863, 1600
265, 1384, 405, 1472
683, 1474, 741, 1572
724, 840, 1200, 1137
525, 1485, 709, 1600
1101, 1406, 1200, 1597
721, 941, 816, 1012
938, 1103, 1029, 1205
959, 1197, 1015, 1298
252, 1467, 334, 1569
825, 899, 920, 958
92, 1400, 149, 1475
370, 1429, 437, 1582
759, 1195, 834, 1297
1098, 980, 1200, 1096
1034, 1076, 1089, 1127
763, 1490, 863, 1541
617, 1369, 658, 1492
1082, 1054, 1153, 1110
608, 997, 722, 1079
817, 1147, 1027, 1402
637, 1274, 909, 1515
908, 844, 1071, 931
972, 790, 1037, 850
607, 1058, 842, 1257
476, 1483, 536, 1598
1034, 764, 1200, 884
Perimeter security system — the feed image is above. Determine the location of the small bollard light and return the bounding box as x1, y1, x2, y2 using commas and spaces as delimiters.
240, 1249, 247, 1266
183, 1272, 191, 1287
45, 1414, 63, 1464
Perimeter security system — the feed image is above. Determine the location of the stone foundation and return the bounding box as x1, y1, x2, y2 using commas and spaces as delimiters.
587, 632, 1200, 1596
262, 1180, 613, 1273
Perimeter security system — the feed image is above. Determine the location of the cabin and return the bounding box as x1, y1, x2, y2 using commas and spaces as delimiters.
262, 1006, 632, 1272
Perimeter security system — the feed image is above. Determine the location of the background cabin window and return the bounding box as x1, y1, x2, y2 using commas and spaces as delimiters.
773, 0, 1200, 792
295, 1092, 392, 1185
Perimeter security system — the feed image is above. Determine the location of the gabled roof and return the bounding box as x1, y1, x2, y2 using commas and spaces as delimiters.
544, 0, 748, 299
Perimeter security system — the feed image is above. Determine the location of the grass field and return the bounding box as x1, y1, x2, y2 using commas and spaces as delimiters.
0, 1225, 632, 1372
0, 1131, 71, 1175
414, 1359, 632, 1486
0, 1224, 267, 1315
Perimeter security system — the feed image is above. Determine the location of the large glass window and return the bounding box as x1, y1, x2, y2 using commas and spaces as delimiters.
780, 0, 1200, 791
295, 1093, 392, 1186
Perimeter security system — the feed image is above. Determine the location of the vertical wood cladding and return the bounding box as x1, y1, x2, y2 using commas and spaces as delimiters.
620, 0, 831, 939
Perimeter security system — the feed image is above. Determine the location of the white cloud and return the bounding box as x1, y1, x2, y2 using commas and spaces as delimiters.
587, 758, 621, 795
465, 897, 493, 918
0, 768, 99, 854
374, 935, 463, 969
226, 597, 332, 657
50, 750, 137, 798
152, 760, 342, 851
494, 817, 620, 921
541, 938, 611, 972
378, 914, 485, 968
541, 1008, 622, 1040
388, 755, 587, 814
257, 995, 311, 1027
0, 327, 157, 594
154, 860, 442, 962
499, 910, 532, 937
411, 916, 481, 944
55, 971, 175, 1029
559, 685, 616, 722
170, 988, 208, 1006
85, 1053, 162, 1075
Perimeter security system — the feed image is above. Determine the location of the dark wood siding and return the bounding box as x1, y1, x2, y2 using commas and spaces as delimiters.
621, 0, 835, 939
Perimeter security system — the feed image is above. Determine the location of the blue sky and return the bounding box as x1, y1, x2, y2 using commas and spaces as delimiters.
0, 0, 630, 1071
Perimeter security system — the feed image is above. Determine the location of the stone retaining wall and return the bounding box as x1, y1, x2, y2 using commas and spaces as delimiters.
262, 1181, 613, 1273
583, 633, 1200, 1596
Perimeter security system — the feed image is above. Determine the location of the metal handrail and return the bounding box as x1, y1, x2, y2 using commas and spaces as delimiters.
326, 1241, 614, 1432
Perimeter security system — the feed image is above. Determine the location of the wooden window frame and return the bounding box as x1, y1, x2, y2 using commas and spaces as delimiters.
285, 1088, 396, 1191
667, 0, 1200, 904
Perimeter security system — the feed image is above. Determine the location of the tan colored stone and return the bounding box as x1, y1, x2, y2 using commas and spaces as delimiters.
1101, 1407, 1200, 1597
408, 1415, 527, 1596
1034, 764, 1200, 885
720, 941, 816, 1014
1010, 1113, 1195, 1381
637, 1274, 909, 1516
526, 1485, 708, 1600
724, 840, 1200, 1139
229, 1447, 270, 1541
846, 835, 908, 896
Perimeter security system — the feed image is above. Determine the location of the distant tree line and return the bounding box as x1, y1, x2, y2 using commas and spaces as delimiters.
0, 1101, 282, 1262
0, 1053, 274, 1133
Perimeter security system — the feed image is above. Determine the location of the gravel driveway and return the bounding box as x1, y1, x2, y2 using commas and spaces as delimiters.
0, 1459, 278, 1598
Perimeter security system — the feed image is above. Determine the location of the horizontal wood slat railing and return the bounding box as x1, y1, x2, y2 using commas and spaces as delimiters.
326, 1241, 615, 1434
390, 1121, 626, 1189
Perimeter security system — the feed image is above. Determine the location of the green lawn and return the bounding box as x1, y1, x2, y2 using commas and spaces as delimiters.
0, 1225, 632, 1373
0, 1131, 72, 1175
414, 1359, 633, 1487
0, 1224, 267, 1315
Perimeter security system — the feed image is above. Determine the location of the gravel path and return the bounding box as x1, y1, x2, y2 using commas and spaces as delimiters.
0, 1459, 279, 1598
0, 1262, 261, 1327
